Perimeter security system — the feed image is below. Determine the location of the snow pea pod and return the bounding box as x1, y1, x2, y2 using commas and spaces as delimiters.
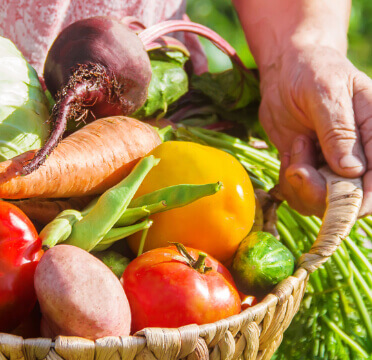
94, 183, 223, 250
115, 201, 166, 227
40, 210, 83, 250
92, 219, 153, 252
64, 156, 159, 251
116, 182, 222, 227
129, 182, 222, 208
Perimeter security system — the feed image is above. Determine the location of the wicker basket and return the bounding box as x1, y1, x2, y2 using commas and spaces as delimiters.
0, 167, 363, 360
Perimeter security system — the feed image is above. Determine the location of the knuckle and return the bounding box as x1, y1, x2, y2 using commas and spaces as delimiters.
316, 82, 349, 106
321, 126, 358, 146
354, 71, 372, 90
307, 69, 353, 103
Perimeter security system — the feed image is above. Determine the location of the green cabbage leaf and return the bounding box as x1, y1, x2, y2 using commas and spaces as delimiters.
0, 36, 49, 161
134, 50, 189, 119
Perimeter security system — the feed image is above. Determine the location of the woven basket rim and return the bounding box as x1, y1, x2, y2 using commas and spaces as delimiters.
3, 245, 309, 344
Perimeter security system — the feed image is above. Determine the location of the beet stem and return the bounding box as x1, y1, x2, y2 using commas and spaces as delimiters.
139, 20, 249, 72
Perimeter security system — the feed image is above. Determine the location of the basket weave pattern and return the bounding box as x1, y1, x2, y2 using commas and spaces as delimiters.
0, 168, 363, 360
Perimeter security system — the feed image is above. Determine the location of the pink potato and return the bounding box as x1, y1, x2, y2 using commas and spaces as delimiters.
34, 244, 131, 339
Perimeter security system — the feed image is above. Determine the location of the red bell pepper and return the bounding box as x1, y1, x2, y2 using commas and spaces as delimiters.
0, 201, 43, 332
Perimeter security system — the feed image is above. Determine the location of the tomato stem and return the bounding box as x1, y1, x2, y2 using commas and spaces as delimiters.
171, 242, 194, 262
193, 252, 212, 274
171, 242, 212, 274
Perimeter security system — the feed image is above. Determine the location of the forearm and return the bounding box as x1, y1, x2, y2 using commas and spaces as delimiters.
232, 0, 351, 73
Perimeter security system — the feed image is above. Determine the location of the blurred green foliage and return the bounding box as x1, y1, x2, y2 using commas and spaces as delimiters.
348, 0, 372, 76
187, 0, 372, 76
186, 0, 255, 72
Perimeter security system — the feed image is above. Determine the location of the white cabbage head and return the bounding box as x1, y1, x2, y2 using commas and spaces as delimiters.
0, 36, 49, 161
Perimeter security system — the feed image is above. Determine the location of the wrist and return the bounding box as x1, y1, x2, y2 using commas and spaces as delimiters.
238, 1, 350, 78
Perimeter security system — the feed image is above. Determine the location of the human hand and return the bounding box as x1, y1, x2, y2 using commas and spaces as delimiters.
259, 45, 372, 217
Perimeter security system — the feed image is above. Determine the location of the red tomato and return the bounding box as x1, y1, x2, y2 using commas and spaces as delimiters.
0, 201, 43, 332
122, 244, 241, 333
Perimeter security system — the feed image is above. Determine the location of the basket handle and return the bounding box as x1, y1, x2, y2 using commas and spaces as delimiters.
297, 166, 363, 273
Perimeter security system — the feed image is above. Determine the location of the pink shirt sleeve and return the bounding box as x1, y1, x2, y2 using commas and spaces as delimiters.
0, 0, 200, 75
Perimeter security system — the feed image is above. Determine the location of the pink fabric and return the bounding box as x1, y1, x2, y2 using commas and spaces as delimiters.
0, 0, 193, 75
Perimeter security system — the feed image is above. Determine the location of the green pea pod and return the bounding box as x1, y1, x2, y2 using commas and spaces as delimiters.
43, 202, 165, 249
64, 156, 159, 251
92, 219, 153, 252
128, 181, 223, 211
116, 201, 166, 227
40, 209, 83, 250
80, 199, 97, 216
113, 182, 223, 228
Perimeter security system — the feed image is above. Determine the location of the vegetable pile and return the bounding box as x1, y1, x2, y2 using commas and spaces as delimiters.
0, 15, 370, 360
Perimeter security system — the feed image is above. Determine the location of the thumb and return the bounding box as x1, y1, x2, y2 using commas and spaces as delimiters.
310, 80, 365, 177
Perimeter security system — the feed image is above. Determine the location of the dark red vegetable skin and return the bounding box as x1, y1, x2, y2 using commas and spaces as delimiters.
11, 304, 42, 338
122, 246, 241, 333
0, 202, 43, 332
44, 16, 151, 116
22, 16, 152, 175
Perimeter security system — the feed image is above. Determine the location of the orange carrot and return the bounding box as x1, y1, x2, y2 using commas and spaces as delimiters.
0, 116, 161, 199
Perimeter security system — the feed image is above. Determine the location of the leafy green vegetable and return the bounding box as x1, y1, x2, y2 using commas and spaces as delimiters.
0, 36, 49, 161
191, 65, 260, 110
149, 49, 189, 66
135, 57, 189, 119
165, 66, 262, 141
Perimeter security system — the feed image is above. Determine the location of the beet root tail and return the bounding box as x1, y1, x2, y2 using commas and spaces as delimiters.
22, 63, 119, 175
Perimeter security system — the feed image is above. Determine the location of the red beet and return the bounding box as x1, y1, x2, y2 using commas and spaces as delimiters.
23, 17, 151, 174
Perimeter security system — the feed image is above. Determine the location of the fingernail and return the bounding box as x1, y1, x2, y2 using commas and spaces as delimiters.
287, 173, 303, 189
339, 155, 364, 169
292, 138, 305, 155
